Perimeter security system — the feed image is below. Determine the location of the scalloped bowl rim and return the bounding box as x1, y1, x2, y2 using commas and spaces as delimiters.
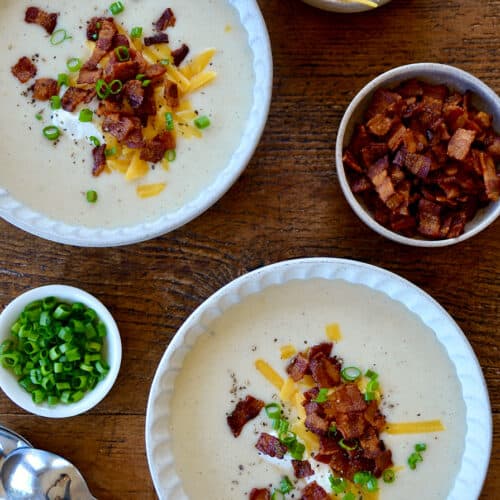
0, 285, 122, 418
335, 63, 500, 247
0, 0, 273, 247
145, 257, 492, 499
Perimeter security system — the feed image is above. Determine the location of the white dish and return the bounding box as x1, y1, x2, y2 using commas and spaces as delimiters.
301, 0, 391, 14
145, 257, 491, 499
0, 285, 121, 418
0, 0, 272, 247
335, 63, 500, 247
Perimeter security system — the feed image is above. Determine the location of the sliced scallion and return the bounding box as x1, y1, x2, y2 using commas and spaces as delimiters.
130, 26, 142, 38
341, 366, 361, 381
66, 57, 82, 72
109, 1, 125, 15
79, 109, 93, 122
50, 29, 72, 46
43, 126, 60, 141
194, 115, 211, 129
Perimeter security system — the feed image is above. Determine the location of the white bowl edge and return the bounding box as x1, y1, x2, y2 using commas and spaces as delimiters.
0, 0, 273, 247
145, 257, 492, 500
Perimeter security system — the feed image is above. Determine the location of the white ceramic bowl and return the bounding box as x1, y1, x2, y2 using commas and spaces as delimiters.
335, 63, 500, 247
0, 285, 121, 418
302, 0, 391, 14
0, 0, 272, 247
146, 258, 491, 499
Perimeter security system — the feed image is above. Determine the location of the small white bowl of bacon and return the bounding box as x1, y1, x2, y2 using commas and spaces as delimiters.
336, 63, 500, 247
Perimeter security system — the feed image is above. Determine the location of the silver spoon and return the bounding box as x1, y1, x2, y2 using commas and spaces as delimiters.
1, 447, 96, 500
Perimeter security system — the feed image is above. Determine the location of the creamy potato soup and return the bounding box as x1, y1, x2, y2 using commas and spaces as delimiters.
0, 0, 254, 227
170, 279, 466, 499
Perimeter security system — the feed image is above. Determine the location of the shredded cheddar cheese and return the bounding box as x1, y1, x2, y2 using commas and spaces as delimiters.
136, 183, 166, 198
385, 420, 445, 434
279, 377, 298, 403
254, 359, 284, 390
280, 344, 297, 359
326, 322, 342, 341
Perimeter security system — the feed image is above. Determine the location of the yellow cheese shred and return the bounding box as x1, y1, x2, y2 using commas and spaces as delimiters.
279, 377, 297, 403
385, 420, 445, 434
326, 322, 342, 341
280, 344, 297, 360
136, 183, 166, 198
254, 359, 284, 391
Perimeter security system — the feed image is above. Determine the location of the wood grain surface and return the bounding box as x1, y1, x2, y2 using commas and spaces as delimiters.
0, 0, 498, 498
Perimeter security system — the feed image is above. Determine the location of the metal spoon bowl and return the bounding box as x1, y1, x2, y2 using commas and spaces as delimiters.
1, 447, 96, 500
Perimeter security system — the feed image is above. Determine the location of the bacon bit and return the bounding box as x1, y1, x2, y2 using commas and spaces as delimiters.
86, 17, 113, 41
364, 400, 386, 433
103, 113, 142, 142
227, 395, 264, 438
249, 489, 270, 500
305, 410, 329, 436
172, 43, 190, 66
144, 63, 167, 82
336, 411, 366, 440
61, 87, 96, 112
447, 128, 476, 161
286, 352, 309, 382
123, 80, 145, 108
155, 8, 176, 31
92, 145, 107, 177
309, 353, 341, 388
96, 19, 117, 51
11, 56, 37, 83
77, 66, 103, 85
291, 459, 314, 479
112, 33, 130, 49
309, 342, 333, 359
344, 79, 500, 240
103, 53, 140, 83
164, 81, 179, 108
24, 7, 58, 34
125, 127, 145, 149
374, 449, 393, 477
32, 78, 58, 101
140, 131, 176, 163
301, 481, 330, 500
255, 433, 287, 459
144, 33, 169, 46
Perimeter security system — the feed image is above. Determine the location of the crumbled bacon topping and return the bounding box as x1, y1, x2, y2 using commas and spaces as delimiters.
227, 395, 264, 438
301, 481, 330, 500
154, 8, 176, 31
343, 79, 500, 239
291, 459, 314, 478
144, 33, 169, 46
24, 7, 58, 34
92, 145, 107, 177
249, 488, 270, 500
172, 43, 190, 66
31, 78, 58, 101
11, 56, 37, 83
255, 433, 287, 459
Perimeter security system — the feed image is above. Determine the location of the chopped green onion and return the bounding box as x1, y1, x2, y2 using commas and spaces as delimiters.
365, 369, 379, 380
50, 95, 62, 110
35, 113, 43, 121
86, 190, 98, 203
57, 73, 69, 87
141, 79, 151, 87
114, 45, 130, 61
66, 57, 82, 72
96, 79, 110, 99
105, 146, 117, 157
130, 26, 142, 38
415, 443, 427, 452
366, 378, 379, 392
329, 475, 347, 494
194, 115, 211, 129
159, 58, 170, 66
313, 387, 329, 403
338, 438, 358, 451
79, 109, 93, 122
43, 126, 60, 141
408, 451, 423, 470
279, 476, 294, 494
165, 111, 174, 131
165, 149, 176, 162
382, 468, 396, 483
328, 424, 337, 434
50, 29, 72, 46
270, 491, 284, 500
341, 366, 361, 382
343, 493, 356, 500
136, 74, 146, 81
109, 1, 125, 15
288, 440, 304, 460
364, 391, 376, 401
109, 79, 123, 95
265, 403, 281, 420
0, 297, 109, 406
89, 136, 101, 147
365, 476, 379, 492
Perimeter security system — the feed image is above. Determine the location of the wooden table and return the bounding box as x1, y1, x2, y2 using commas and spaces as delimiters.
0, 0, 498, 498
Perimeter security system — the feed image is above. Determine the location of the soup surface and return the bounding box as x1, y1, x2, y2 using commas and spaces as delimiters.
0, 0, 254, 228
170, 278, 466, 499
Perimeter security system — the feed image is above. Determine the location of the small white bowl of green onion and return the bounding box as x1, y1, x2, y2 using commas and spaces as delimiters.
0, 285, 121, 418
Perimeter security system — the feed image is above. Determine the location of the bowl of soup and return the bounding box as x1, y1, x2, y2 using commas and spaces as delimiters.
145, 258, 491, 499
301, 0, 392, 14
0, 0, 272, 246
